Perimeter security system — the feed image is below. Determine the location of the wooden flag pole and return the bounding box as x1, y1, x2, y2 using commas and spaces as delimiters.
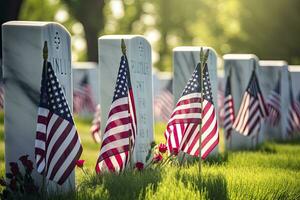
198, 48, 209, 174
121, 39, 133, 169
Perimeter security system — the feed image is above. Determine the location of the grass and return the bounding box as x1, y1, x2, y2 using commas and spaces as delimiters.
1, 112, 300, 199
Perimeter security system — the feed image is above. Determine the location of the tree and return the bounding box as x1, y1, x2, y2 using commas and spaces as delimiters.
62, 0, 106, 62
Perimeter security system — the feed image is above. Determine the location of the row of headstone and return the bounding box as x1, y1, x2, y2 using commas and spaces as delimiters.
72, 62, 99, 117
2, 21, 300, 193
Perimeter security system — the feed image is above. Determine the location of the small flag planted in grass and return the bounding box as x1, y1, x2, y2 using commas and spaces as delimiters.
35, 41, 82, 185
224, 69, 235, 139
286, 73, 300, 135
266, 78, 281, 126
232, 70, 268, 136
164, 49, 219, 159
95, 40, 137, 173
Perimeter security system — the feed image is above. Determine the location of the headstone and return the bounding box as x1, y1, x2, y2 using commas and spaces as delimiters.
281, 65, 300, 139
223, 54, 262, 150
152, 69, 172, 98
258, 60, 288, 140
2, 21, 73, 192
173, 46, 219, 155
72, 62, 99, 117
98, 35, 153, 164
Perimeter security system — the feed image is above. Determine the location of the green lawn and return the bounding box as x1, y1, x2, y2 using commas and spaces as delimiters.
1, 112, 300, 199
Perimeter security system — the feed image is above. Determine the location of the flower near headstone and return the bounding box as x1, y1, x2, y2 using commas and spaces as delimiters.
9, 162, 19, 176
0, 155, 39, 199
76, 159, 85, 168
153, 154, 163, 163
135, 162, 144, 171
158, 143, 167, 153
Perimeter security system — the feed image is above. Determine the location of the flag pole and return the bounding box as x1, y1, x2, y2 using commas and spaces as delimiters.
42, 41, 48, 199
198, 48, 209, 174
253, 61, 259, 147
121, 39, 133, 169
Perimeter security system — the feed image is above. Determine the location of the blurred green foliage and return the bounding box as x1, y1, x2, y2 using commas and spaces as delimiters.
16, 0, 300, 70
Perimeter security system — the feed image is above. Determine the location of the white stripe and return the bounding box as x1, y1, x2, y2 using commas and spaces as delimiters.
177, 93, 201, 103
202, 112, 217, 141
36, 123, 46, 133
110, 156, 120, 172
37, 158, 45, 173
201, 127, 218, 157
35, 139, 45, 150
106, 111, 129, 126
38, 107, 49, 117
109, 97, 128, 111
102, 124, 131, 142
99, 137, 129, 155
46, 114, 59, 135
240, 101, 259, 134
173, 102, 201, 113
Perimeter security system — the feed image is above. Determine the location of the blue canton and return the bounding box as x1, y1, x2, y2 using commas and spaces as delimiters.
113, 56, 130, 101
182, 63, 214, 104
39, 62, 72, 122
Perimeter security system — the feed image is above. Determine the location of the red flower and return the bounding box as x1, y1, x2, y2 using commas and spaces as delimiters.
153, 154, 163, 163
19, 155, 33, 172
135, 162, 144, 171
76, 160, 85, 168
158, 143, 167, 153
9, 162, 19, 176
172, 148, 179, 156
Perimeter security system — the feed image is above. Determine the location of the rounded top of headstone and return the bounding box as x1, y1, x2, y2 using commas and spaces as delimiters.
288, 65, 300, 72
259, 60, 287, 67
223, 54, 259, 61
173, 46, 217, 56
98, 35, 149, 42
72, 62, 97, 69
2, 21, 71, 36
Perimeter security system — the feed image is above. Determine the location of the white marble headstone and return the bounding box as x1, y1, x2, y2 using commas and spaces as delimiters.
98, 35, 153, 164
258, 60, 287, 140
173, 46, 219, 155
72, 62, 99, 117
2, 21, 74, 192
281, 65, 300, 139
223, 54, 263, 149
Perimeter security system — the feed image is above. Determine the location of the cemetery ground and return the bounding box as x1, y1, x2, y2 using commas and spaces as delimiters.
0, 112, 300, 199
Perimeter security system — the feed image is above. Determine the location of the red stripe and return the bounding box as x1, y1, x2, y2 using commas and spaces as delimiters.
104, 117, 131, 133
38, 116, 48, 124
101, 131, 130, 147
36, 132, 46, 141
176, 97, 201, 107
108, 104, 129, 118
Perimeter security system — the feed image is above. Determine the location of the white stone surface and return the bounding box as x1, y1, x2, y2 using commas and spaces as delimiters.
259, 60, 287, 140
173, 46, 219, 155
223, 54, 263, 149
72, 62, 99, 116
2, 21, 74, 192
98, 35, 153, 164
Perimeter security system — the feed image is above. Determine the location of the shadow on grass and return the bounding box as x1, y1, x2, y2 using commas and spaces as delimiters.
69, 168, 162, 200
180, 172, 228, 200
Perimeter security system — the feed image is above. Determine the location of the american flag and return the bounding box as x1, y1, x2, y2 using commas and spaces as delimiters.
286, 74, 300, 135
73, 73, 96, 114
232, 71, 268, 136
96, 55, 136, 173
154, 81, 173, 122
90, 104, 101, 143
35, 58, 82, 185
164, 63, 219, 159
266, 79, 281, 126
223, 73, 235, 139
